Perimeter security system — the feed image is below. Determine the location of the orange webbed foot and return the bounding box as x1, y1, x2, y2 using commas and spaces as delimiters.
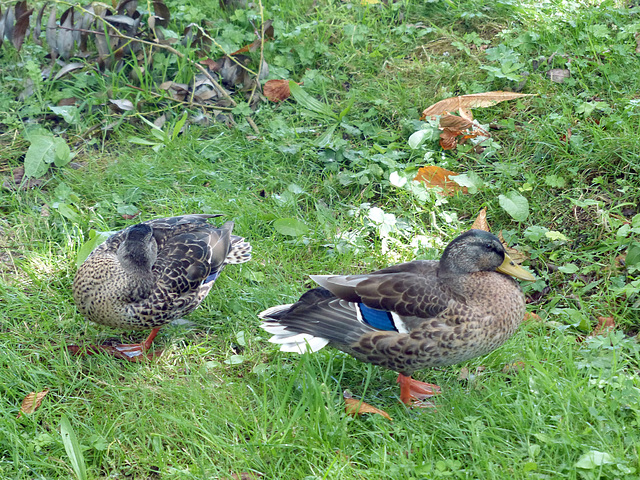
68, 327, 163, 362
397, 373, 441, 408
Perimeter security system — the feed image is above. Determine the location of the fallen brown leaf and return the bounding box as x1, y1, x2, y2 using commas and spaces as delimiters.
264, 79, 292, 102
471, 208, 490, 231
439, 114, 473, 130
2, 167, 43, 191
344, 391, 392, 421
421, 91, 536, 120
17, 389, 49, 418
547, 68, 570, 83
502, 361, 526, 373
590, 316, 615, 337
524, 311, 542, 322
414, 166, 468, 196
439, 128, 460, 150
498, 231, 528, 264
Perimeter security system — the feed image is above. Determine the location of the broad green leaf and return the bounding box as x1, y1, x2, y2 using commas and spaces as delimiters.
575, 451, 614, 469
150, 128, 168, 142
60, 415, 88, 480
545, 231, 568, 241
523, 225, 548, 242
626, 242, 640, 268
558, 264, 579, 274
288, 81, 337, 119
76, 230, 113, 267
56, 203, 81, 223
53, 137, 72, 167
408, 129, 429, 149
24, 135, 56, 178
544, 174, 566, 188
569, 198, 600, 208
128, 136, 161, 146
49, 105, 80, 125
224, 354, 245, 365
273, 218, 309, 237
452, 172, 484, 194
498, 191, 529, 222
316, 124, 338, 147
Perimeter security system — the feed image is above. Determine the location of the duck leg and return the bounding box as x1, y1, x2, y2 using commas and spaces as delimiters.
397, 373, 441, 406
68, 327, 163, 362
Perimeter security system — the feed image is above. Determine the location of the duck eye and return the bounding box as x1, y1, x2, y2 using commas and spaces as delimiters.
485, 243, 493, 250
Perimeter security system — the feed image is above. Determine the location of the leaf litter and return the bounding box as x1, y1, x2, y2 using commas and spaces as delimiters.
344, 390, 392, 421
17, 388, 49, 418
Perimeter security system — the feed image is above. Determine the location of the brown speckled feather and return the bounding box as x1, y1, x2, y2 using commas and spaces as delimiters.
73, 215, 251, 331
260, 229, 533, 377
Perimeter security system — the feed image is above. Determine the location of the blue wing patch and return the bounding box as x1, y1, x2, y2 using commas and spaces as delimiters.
358, 303, 398, 332
205, 271, 221, 284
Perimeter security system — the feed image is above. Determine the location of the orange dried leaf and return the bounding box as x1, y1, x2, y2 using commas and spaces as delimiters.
414, 166, 468, 196
264, 79, 292, 102
344, 394, 392, 421
439, 128, 460, 150
18, 389, 49, 418
590, 316, 615, 337
471, 208, 490, 232
524, 312, 542, 322
421, 91, 536, 120
200, 58, 222, 71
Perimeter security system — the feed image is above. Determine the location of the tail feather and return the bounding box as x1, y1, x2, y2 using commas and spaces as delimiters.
259, 303, 330, 354
225, 237, 252, 265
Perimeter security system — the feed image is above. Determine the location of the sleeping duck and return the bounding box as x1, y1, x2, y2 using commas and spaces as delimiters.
72, 214, 251, 360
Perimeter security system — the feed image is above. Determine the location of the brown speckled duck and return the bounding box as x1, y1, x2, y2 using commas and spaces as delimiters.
259, 229, 534, 405
72, 215, 251, 360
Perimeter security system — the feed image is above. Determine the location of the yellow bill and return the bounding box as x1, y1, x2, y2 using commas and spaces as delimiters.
497, 254, 536, 281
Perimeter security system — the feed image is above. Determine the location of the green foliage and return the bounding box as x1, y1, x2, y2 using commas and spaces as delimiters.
23, 129, 73, 179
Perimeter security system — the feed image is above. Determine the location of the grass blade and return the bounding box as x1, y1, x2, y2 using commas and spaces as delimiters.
60, 414, 87, 480
288, 81, 337, 120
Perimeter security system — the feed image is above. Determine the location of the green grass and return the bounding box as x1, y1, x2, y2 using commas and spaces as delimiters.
2, 0, 640, 478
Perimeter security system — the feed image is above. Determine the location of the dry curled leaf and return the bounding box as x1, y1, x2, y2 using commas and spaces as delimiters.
439, 114, 473, 130
471, 208, 490, 232
524, 311, 542, 322
421, 91, 536, 120
264, 79, 292, 102
17, 389, 49, 418
498, 231, 528, 264
590, 316, 615, 337
414, 166, 468, 196
344, 391, 392, 421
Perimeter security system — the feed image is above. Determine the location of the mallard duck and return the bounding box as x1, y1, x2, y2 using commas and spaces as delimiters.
72, 214, 251, 360
260, 229, 534, 405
